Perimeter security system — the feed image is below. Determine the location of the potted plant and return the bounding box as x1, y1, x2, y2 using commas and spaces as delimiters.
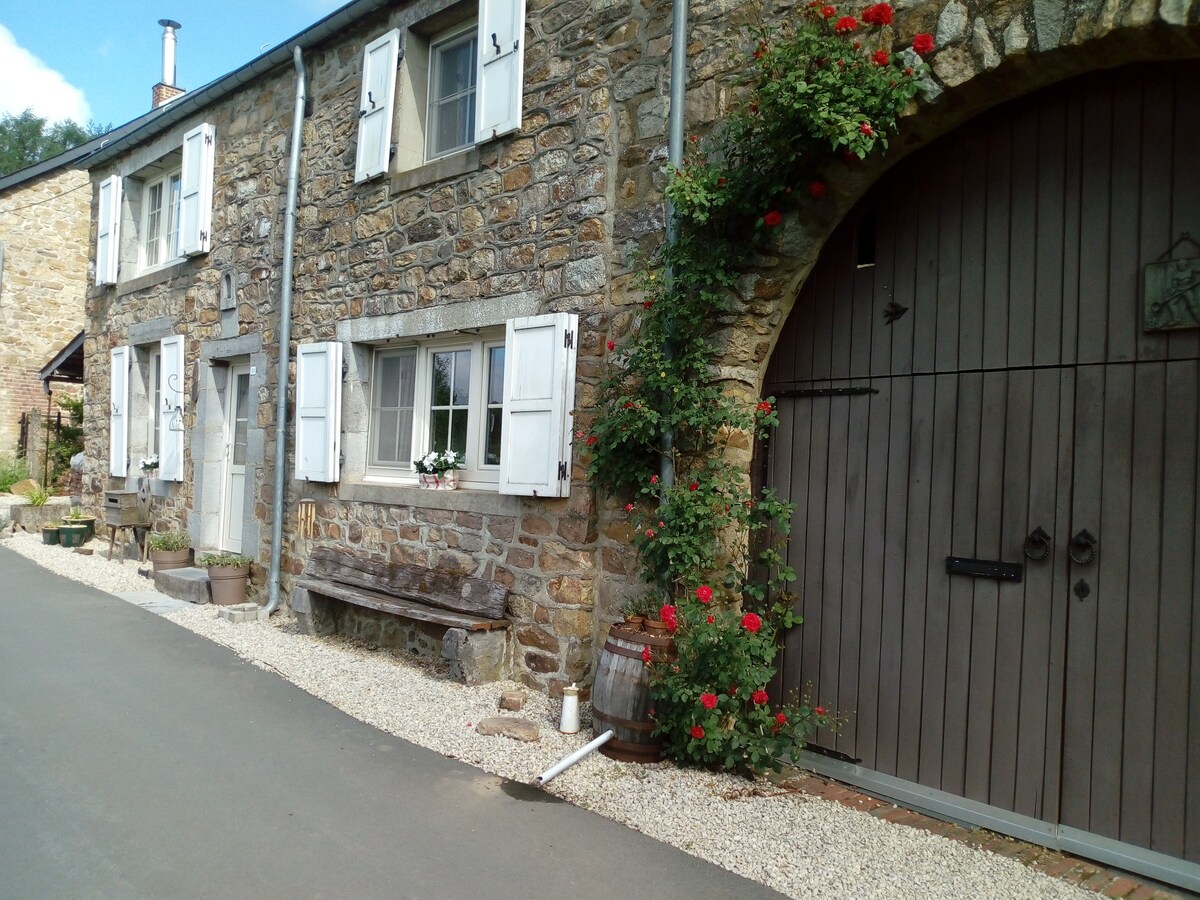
41, 523, 60, 545
198, 552, 252, 605
62, 506, 97, 541
413, 449, 464, 490
139, 455, 160, 477
147, 530, 192, 573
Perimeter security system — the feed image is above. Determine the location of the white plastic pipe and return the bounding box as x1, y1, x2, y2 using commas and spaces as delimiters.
535, 730, 614, 786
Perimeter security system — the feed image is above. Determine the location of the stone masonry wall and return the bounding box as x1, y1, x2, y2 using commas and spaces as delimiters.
83, 0, 1199, 692
0, 167, 89, 460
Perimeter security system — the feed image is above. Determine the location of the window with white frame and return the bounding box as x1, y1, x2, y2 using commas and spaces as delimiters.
108, 336, 184, 480
356, 0, 526, 181
140, 170, 182, 270
295, 312, 577, 497
94, 122, 216, 286
368, 332, 505, 484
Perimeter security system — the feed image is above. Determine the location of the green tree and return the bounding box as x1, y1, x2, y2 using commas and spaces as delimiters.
0, 109, 110, 178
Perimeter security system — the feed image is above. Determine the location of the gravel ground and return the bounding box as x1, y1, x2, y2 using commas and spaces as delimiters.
2, 530, 1093, 900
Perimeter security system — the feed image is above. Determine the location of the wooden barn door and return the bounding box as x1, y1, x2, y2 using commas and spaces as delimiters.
765, 62, 1200, 864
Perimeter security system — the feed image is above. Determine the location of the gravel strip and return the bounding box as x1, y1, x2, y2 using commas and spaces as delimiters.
2, 531, 1092, 899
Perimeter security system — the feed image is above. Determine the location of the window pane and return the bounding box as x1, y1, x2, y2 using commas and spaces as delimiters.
485, 407, 502, 466
428, 34, 477, 158
430, 409, 450, 452
436, 39, 475, 97
145, 182, 163, 266
431, 352, 452, 406
451, 349, 471, 405
375, 410, 399, 462
450, 409, 468, 457
431, 95, 475, 157
395, 409, 414, 463
166, 174, 181, 258
232, 373, 250, 466
487, 347, 505, 405
150, 354, 162, 456
378, 355, 401, 407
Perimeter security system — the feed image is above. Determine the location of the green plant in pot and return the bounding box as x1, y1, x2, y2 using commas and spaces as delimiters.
63, 506, 97, 541
147, 530, 192, 573
198, 552, 252, 606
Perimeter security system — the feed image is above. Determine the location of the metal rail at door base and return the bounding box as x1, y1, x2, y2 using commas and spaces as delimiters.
797, 751, 1200, 893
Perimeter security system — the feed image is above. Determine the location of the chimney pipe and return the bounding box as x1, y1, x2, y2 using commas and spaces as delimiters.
158, 19, 181, 86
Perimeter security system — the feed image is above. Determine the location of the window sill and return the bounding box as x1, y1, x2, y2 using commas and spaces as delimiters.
391, 148, 479, 194
335, 477, 522, 515
115, 259, 192, 297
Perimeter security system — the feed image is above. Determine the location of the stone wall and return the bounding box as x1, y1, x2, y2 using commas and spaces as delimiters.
82, 0, 1200, 692
0, 167, 89, 461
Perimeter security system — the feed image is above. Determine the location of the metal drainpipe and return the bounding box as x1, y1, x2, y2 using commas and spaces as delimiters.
265, 46, 307, 615
660, 0, 689, 491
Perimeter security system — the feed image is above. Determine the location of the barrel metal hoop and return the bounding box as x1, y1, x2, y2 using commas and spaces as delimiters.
602, 641, 649, 662
592, 707, 656, 733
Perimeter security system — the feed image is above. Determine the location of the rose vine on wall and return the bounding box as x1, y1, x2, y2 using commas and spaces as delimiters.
585, 4, 934, 776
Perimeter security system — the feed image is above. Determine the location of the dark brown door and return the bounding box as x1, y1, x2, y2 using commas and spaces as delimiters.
765, 62, 1200, 863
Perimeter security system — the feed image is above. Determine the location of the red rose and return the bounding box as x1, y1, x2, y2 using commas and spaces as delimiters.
645, 528, 655, 538
691, 725, 705, 739
756, 400, 773, 413
688, 481, 699, 491
586, 435, 597, 446
820, 5, 836, 18
606, 339, 615, 351
700, 693, 718, 709
872, 50, 889, 66
752, 690, 769, 705
696, 585, 713, 603
859, 122, 874, 135
834, 16, 858, 33
642, 299, 654, 310
642, 646, 652, 663
650, 474, 658, 484
741, 612, 762, 633
808, 180, 827, 199
904, 66, 914, 76
861, 2, 894, 25
912, 33, 934, 55
815, 706, 826, 715
775, 712, 787, 724
762, 210, 783, 228
706, 615, 715, 624
625, 502, 634, 512
853, 40, 861, 49
660, 604, 676, 622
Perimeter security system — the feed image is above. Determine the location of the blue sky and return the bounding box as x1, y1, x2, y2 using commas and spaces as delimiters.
0, 0, 346, 130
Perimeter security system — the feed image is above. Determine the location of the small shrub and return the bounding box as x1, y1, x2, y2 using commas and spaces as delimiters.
198, 552, 251, 568
26, 485, 50, 507
0, 456, 28, 492
147, 531, 191, 552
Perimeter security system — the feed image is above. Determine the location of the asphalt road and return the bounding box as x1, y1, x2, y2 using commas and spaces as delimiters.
0, 547, 781, 900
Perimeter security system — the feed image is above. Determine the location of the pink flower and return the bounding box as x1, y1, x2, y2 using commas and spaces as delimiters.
700, 693, 718, 709
741, 612, 762, 633
691, 725, 705, 739
696, 585, 713, 604
752, 690, 770, 705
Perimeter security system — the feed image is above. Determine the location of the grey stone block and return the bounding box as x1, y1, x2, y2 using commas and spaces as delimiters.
153, 566, 211, 604
441, 627, 510, 686
217, 603, 268, 623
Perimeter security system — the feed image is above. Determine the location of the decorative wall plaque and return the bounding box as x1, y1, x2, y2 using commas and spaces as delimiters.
1144, 257, 1200, 332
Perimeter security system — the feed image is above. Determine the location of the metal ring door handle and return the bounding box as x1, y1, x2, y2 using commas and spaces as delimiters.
1024, 526, 1051, 561
1070, 529, 1098, 565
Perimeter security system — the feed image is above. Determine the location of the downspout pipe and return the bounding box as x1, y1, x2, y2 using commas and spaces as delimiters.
266, 46, 306, 615
660, 0, 689, 492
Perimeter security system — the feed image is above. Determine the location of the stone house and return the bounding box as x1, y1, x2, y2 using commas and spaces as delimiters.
81, 0, 1198, 888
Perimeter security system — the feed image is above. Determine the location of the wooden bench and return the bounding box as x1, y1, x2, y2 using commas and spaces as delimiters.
293, 547, 511, 683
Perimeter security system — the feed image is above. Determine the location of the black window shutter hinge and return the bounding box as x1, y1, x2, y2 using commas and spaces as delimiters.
557, 461, 568, 480
204, 132, 213, 145
563, 330, 574, 349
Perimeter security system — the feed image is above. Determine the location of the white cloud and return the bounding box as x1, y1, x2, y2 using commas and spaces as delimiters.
0, 24, 91, 124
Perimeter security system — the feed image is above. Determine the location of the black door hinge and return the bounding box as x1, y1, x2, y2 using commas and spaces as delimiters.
563, 330, 575, 349
557, 461, 568, 480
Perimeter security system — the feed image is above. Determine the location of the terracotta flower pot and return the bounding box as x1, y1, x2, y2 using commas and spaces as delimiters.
207, 564, 250, 605
151, 548, 192, 573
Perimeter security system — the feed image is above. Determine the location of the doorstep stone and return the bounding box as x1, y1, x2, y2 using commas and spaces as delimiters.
475, 717, 540, 742
153, 566, 211, 604
216, 603, 269, 623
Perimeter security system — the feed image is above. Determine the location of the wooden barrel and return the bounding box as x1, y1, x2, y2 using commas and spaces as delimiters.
592, 624, 675, 763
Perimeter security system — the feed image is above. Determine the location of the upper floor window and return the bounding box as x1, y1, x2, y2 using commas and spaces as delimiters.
140, 171, 182, 270
427, 26, 478, 161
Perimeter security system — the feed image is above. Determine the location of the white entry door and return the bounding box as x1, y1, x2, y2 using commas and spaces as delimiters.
220, 365, 251, 553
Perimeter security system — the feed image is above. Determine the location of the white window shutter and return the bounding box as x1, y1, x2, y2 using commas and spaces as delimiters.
498, 312, 577, 497
295, 342, 343, 482
355, 30, 400, 182
95, 175, 122, 285
476, 0, 527, 143
109, 346, 129, 477
179, 123, 215, 256
159, 335, 185, 481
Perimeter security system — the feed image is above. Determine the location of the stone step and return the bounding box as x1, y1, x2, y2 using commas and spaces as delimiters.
153, 566, 211, 604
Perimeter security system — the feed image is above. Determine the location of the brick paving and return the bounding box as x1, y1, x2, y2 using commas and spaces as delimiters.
778, 772, 1185, 899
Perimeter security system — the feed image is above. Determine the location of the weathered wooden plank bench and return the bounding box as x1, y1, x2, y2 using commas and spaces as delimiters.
292, 547, 511, 683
